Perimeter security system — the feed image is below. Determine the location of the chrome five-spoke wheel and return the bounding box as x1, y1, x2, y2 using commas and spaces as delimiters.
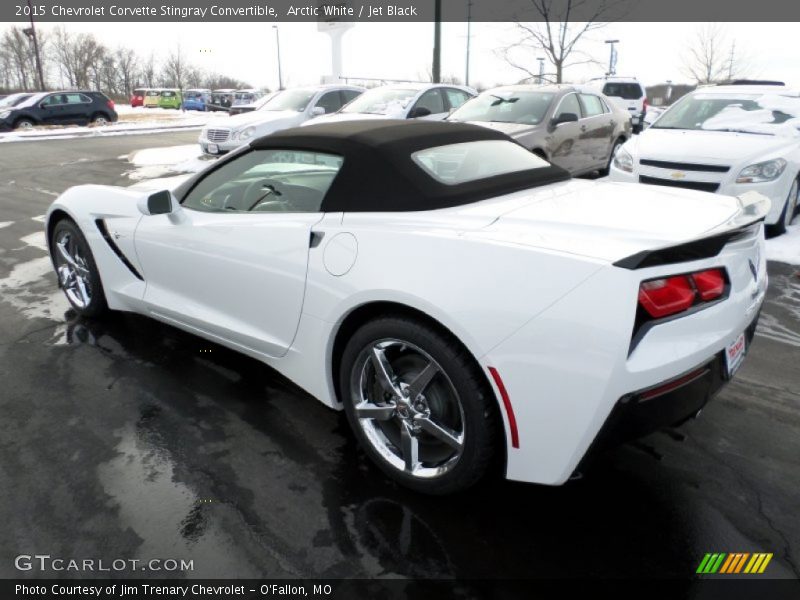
51, 219, 107, 317
351, 339, 465, 478
341, 316, 498, 494
55, 230, 93, 309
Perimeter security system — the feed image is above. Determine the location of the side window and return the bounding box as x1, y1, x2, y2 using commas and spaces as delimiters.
412, 89, 445, 116
579, 94, 605, 117
555, 93, 581, 119
65, 94, 89, 104
341, 89, 361, 105
42, 94, 65, 106
444, 88, 471, 110
182, 149, 344, 214
315, 91, 343, 114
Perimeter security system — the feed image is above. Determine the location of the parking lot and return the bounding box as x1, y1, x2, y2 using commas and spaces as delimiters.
0, 132, 798, 581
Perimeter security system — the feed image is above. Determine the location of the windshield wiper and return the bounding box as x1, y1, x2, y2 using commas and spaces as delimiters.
708, 128, 772, 136
490, 95, 519, 107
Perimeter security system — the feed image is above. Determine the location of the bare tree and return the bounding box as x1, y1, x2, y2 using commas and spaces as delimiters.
501, 0, 625, 83
140, 53, 157, 88
51, 27, 106, 89
682, 24, 749, 84
114, 46, 138, 97
2, 28, 34, 90
162, 44, 186, 89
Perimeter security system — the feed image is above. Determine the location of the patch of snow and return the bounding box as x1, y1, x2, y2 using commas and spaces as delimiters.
125, 144, 211, 181
0, 221, 13, 229
19, 231, 47, 251
766, 223, 800, 265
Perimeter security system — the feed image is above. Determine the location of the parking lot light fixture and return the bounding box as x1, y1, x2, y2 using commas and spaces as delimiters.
273, 25, 283, 90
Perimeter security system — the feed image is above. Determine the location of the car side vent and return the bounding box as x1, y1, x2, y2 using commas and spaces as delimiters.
95, 219, 144, 281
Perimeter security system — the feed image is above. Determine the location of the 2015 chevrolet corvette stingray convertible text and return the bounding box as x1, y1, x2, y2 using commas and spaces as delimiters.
46, 120, 769, 494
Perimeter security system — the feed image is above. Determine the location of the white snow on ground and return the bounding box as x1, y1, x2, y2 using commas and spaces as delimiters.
766, 223, 800, 265
125, 144, 212, 180
0, 106, 230, 143
0, 221, 13, 229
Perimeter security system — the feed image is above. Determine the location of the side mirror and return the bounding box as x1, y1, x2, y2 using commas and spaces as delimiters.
408, 106, 432, 119
311, 106, 326, 116
138, 190, 177, 216
550, 112, 579, 127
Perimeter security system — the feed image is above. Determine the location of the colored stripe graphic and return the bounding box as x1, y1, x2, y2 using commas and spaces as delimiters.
699, 552, 773, 575
697, 553, 727, 574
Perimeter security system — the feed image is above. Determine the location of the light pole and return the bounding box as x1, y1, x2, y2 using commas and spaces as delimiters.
537, 57, 545, 84
273, 25, 283, 90
432, 0, 441, 83
464, 0, 472, 86
23, 0, 45, 91
605, 39, 619, 77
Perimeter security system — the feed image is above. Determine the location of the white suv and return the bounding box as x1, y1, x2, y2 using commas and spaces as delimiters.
586, 77, 647, 133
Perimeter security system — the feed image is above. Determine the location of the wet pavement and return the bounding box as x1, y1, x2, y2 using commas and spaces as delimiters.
0, 133, 798, 581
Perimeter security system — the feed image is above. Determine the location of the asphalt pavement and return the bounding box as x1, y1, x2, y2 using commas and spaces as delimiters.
0, 132, 798, 582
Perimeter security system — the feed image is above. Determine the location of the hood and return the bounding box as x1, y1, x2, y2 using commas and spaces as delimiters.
633, 128, 795, 164
223, 109, 303, 128
463, 120, 541, 138
467, 179, 767, 263
303, 112, 392, 126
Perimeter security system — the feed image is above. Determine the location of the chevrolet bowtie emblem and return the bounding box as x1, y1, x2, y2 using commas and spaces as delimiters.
670, 171, 687, 179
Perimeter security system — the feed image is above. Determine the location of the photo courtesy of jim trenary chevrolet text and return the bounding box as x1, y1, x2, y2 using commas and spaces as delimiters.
1, 0, 800, 598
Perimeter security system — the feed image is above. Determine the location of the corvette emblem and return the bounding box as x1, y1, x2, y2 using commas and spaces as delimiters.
670, 171, 687, 180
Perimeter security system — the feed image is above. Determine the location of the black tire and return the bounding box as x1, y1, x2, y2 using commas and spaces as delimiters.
90, 112, 110, 126
14, 118, 34, 130
50, 218, 108, 317
339, 315, 499, 495
600, 138, 625, 176
766, 178, 799, 237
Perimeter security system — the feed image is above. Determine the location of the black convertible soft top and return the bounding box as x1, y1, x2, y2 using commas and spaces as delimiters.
248, 119, 570, 212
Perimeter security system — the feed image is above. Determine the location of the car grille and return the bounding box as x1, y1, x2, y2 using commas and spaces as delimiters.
639, 159, 730, 173
639, 175, 720, 193
205, 128, 230, 143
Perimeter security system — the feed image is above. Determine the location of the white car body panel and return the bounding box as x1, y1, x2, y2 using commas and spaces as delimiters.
46, 141, 769, 486
306, 84, 475, 125
610, 86, 800, 226
199, 85, 364, 154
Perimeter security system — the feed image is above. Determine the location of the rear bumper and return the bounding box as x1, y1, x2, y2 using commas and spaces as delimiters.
580, 311, 759, 465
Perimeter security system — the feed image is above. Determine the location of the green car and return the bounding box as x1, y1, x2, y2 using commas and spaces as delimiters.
158, 89, 182, 109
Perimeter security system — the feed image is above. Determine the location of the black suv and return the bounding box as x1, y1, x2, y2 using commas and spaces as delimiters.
0, 90, 118, 131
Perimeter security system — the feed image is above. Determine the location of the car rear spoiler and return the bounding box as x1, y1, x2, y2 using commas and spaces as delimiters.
614, 191, 771, 270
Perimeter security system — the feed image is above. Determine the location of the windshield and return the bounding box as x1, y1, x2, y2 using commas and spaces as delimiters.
448, 91, 555, 125
340, 88, 417, 115
264, 89, 315, 112
652, 92, 800, 136
602, 82, 643, 99
185, 91, 205, 98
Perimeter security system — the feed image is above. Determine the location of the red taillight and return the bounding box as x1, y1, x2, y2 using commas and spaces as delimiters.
107, 99, 115, 110
638, 268, 727, 320
638, 276, 695, 318
643, 97, 649, 110
691, 268, 725, 301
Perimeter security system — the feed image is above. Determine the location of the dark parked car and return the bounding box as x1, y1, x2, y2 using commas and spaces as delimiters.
0, 90, 117, 131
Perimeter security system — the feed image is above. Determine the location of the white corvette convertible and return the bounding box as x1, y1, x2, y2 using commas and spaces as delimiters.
46, 120, 768, 494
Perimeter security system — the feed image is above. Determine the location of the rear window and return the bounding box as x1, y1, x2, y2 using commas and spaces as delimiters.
412, 140, 550, 185
133, 89, 145, 96
602, 83, 643, 100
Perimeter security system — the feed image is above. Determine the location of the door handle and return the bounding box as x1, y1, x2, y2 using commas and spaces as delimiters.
580, 125, 587, 132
